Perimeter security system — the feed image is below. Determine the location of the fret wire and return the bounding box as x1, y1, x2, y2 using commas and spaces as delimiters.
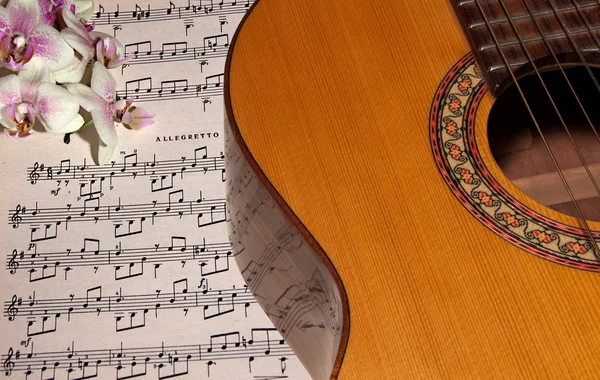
571, 0, 600, 50
478, 25, 600, 51
473, 0, 600, 258
461, 0, 598, 26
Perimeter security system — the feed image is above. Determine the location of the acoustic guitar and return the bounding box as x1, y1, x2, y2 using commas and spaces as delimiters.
224, 0, 600, 378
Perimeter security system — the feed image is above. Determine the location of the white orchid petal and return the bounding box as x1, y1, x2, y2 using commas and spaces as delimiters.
98, 141, 117, 165
60, 6, 92, 42
28, 23, 74, 72
65, 83, 103, 111
51, 55, 88, 84
48, 113, 84, 134
91, 108, 117, 147
61, 28, 93, 59
0, 106, 16, 131
0, 74, 21, 107
73, 0, 94, 22
7, 0, 41, 34
18, 57, 47, 101
90, 61, 116, 102
35, 81, 80, 131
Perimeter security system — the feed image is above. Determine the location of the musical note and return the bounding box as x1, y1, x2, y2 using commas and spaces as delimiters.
93, 0, 255, 25
124, 40, 152, 58
115, 76, 223, 102
0, 3, 310, 379
7, 237, 231, 281
158, 79, 189, 96
26, 147, 225, 186
122, 77, 153, 100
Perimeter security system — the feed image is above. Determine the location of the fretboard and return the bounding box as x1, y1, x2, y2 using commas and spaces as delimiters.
452, 0, 600, 96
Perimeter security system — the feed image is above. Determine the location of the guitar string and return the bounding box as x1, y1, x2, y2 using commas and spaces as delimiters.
518, 0, 600, 148
493, 0, 600, 256
472, 0, 599, 257
495, 0, 600, 200
560, 0, 600, 95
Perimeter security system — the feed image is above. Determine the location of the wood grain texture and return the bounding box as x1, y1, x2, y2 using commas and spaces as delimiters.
226, 0, 600, 378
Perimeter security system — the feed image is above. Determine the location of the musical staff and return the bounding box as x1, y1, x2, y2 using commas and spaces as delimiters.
27, 148, 225, 186
7, 194, 226, 230
0, 0, 310, 377
116, 74, 224, 102
6, 237, 233, 281
1, 328, 290, 379
93, 0, 253, 25
123, 34, 229, 68
4, 282, 257, 334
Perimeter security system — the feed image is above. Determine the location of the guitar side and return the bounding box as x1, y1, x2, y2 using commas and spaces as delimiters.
225, 0, 600, 378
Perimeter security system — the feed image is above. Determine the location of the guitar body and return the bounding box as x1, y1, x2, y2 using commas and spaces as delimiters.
225, 0, 600, 378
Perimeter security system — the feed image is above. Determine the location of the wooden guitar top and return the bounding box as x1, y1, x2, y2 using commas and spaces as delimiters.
225, 0, 600, 378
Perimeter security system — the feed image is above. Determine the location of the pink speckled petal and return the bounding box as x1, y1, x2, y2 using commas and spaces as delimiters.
0, 6, 9, 33
35, 81, 80, 131
91, 108, 117, 147
65, 82, 104, 112
90, 61, 116, 102
7, 0, 40, 35
28, 23, 74, 72
38, 0, 55, 25
0, 74, 21, 107
19, 57, 47, 102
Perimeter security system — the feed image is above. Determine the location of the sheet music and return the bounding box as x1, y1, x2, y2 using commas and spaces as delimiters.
0, 1, 311, 378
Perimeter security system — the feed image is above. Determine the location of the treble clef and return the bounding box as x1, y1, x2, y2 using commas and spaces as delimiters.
8, 250, 18, 274
3, 347, 15, 376
29, 162, 40, 185
11, 205, 23, 229
7, 295, 18, 321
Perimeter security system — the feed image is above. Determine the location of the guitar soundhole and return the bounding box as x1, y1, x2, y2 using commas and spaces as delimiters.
488, 66, 600, 222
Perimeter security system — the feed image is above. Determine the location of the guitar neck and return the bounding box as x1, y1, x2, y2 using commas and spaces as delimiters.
452, 0, 600, 96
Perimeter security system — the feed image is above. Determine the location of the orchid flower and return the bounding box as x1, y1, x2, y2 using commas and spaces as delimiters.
51, 5, 93, 83
118, 99, 154, 130
39, 0, 94, 26
0, 58, 82, 138
66, 62, 117, 146
66, 62, 121, 163
0, 0, 73, 71
90, 31, 130, 69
